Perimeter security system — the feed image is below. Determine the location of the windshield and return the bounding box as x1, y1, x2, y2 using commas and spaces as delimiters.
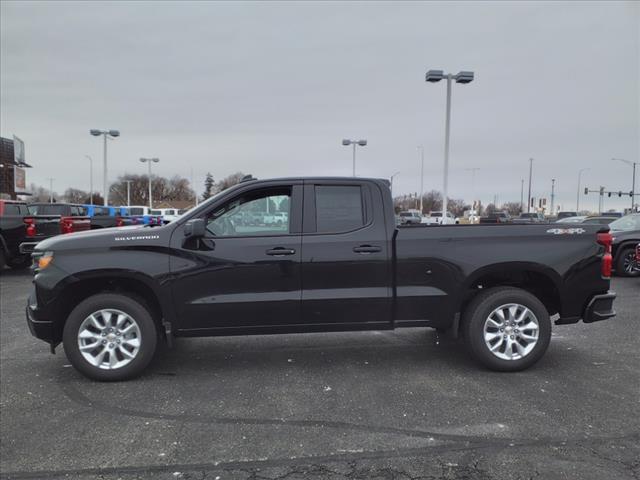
609, 214, 640, 232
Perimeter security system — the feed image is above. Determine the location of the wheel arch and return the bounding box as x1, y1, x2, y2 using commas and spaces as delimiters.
50, 271, 170, 342
461, 262, 563, 320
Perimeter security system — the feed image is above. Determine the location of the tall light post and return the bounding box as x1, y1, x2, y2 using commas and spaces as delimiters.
612, 158, 638, 211
425, 69, 474, 217
85, 155, 93, 204
342, 139, 367, 176
576, 168, 589, 212
520, 178, 525, 213
140, 157, 160, 208
390, 171, 401, 198
124, 180, 133, 207
550, 178, 556, 215
527, 158, 534, 213
90, 129, 120, 206
47, 178, 54, 203
465, 167, 480, 211
417, 146, 425, 213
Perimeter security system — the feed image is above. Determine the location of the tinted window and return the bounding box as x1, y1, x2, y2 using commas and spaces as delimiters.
206, 187, 291, 237
29, 204, 66, 215
315, 186, 364, 233
129, 207, 145, 215
3, 204, 21, 215
610, 215, 640, 232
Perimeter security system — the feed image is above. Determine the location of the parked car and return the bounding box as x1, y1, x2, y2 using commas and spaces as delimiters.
158, 208, 180, 224
580, 216, 618, 225
27, 176, 615, 381
557, 211, 578, 220
512, 212, 546, 224
20, 203, 91, 254
127, 206, 163, 226
0, 200, 32, 269
479, 211, 512, 224
422, 211, 458, 225
608, 213, 640, 277
398, 210, 422, 225
84, 205, 129, 229
555, 216, 587, 223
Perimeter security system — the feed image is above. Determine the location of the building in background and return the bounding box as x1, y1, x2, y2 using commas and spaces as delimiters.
0, 136, 32, 199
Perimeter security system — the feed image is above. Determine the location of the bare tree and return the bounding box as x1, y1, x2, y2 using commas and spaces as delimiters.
502, 201, 522, 216
215, 172, 246, 193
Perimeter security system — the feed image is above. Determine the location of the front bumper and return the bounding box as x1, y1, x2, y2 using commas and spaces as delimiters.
26, 288, 58, 351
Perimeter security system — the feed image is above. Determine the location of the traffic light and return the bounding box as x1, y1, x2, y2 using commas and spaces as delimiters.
584, 187, 589, 195
599, 186, 605, 195
608, 192, 612, 198
618, 191, 623, 197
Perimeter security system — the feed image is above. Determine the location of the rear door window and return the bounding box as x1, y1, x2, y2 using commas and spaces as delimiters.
315, 185, 364, 233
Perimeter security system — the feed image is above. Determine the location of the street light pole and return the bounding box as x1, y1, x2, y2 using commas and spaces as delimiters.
520, 178, 524, 213
342, 139, 367, 176
85, 155, 93, 204
612, 158, 638, 211
140, 158, 160, 208
417, 146, 424, 213
527, 158, 534, 213
125, 180, 133, 207
576, 168, 589, 212
90, 129, 120, 206
550, 179, 556, 215
390, 171, 400, 198
425, 69, 474, 217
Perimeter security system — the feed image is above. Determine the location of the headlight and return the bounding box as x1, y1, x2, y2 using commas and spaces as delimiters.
35, 251, 54, 270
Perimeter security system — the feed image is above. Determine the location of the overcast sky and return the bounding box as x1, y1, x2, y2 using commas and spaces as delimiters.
1, 1, 638, 211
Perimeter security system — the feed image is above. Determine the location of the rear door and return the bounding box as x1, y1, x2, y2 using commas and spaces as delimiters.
300, 180, 392, 328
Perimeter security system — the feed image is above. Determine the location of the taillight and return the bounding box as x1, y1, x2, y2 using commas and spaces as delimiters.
597, 232, 613, 278
60, 217, 74, 234
24, 217, 36, 237
116, 217, 124, 227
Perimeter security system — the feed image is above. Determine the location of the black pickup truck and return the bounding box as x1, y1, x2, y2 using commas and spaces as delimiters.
0, 200, 31, 269
26, 177, 616, 381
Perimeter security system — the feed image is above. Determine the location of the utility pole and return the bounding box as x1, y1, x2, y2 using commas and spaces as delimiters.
576, 168, 589, 212
527, 158, 533, 213
47, 178, 54, 203
550, 179, 556, 215
520, 178, 524, 213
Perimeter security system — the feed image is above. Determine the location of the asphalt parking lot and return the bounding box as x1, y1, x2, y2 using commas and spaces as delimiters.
0, 270, 638, 480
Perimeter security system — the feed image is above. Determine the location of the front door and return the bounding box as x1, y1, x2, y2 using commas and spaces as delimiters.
169, 183, 303, 332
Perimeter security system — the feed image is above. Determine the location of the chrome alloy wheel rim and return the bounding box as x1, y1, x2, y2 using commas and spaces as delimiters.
483, 303, 539, 361
623, 251, 638, 274
77, 309, 141, 370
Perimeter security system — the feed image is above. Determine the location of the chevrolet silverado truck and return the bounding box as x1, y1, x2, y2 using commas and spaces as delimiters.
26, 177, 616, 381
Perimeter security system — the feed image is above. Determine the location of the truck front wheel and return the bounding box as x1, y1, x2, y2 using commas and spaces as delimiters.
463, 287, 551, 371
62, 293, 158, 381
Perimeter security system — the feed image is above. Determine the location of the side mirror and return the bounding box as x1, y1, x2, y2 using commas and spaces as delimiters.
184, 218, 206, 238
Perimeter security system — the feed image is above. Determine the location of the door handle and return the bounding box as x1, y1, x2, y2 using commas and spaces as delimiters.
353, 245, 382, 254
266, 247, 296, 256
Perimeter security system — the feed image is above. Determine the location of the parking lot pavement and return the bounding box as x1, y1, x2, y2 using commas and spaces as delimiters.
0, 270, 638, 480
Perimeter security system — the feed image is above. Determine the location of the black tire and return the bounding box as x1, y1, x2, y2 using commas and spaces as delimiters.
63, 293, 158, 381
462, 287, 551, 372
0, 248, 6, 270
615, 248, 640, 277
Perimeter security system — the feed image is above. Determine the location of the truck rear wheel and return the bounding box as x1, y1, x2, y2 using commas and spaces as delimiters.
62, 293, 157, 381
463, 287, 551, 371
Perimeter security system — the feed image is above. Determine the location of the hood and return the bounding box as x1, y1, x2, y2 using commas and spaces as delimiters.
35, 225, 168, 252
